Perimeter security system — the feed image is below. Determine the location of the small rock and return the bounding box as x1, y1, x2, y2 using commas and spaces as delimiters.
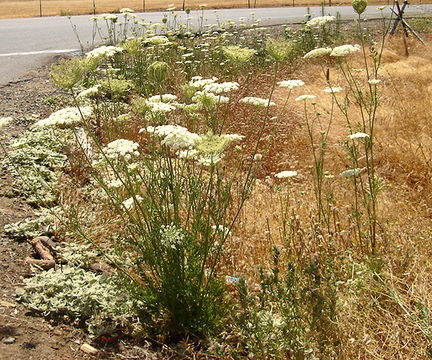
0, 300, 16, 308
2, 336, 16, 344
80, 343, 98, 356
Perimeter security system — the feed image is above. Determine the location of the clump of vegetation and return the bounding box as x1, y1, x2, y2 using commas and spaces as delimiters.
22, 243, 136, 335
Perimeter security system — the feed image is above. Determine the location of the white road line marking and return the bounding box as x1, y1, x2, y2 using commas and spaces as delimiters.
0, 49, 80, 57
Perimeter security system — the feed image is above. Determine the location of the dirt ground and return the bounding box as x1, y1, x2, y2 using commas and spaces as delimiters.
0, 61, 162, 360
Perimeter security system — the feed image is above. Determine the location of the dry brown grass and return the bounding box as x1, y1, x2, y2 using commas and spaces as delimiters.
217, 34, 432, 358
0, 0, 427, 19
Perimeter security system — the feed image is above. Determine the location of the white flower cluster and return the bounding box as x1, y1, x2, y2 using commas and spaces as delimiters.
275, 170, 297, 178
323, 86, 343, 93
295, 95, 316, 102
339, 167, 364, 178
120, 7, 134, 13
146, 125, 201, 150
77, 85, 100, 99
368, 78, 381, 85
240, 97, 276, 107
306, 15, 336, 27
277, 80, 305, 89
348, 132, 369, 140
146, 101, 177, 113
122, 195, 144, 210
92, 13, 118, 21
108, 179, 123, 188
145, 35, 169, 45
330, 44, 361, 57
192, 91, 230, 105
303, 47, 332, 59
160, 223, 185, 249
177, 149, 199, 159
147, 93, 178, 103
188, 76, 218, 89
212, 224, 231, 236
103, 139, 140, 159
33, 106, 93, 128
224, 134, 245, 142
86, 45, 123, 59
198, 153, 225, 166
203, 81, 240, 94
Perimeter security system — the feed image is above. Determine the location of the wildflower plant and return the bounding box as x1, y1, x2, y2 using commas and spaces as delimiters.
300, 2, 393, 253
42, 25, 281, 338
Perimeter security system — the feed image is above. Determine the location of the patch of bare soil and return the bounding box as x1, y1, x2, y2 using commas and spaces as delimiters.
0, 62, 161, 360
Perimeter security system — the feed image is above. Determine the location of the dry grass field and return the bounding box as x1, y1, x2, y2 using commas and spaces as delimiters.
0, 0, 425, 19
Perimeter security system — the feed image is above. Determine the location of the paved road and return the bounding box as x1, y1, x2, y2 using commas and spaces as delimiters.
0, 5, 431, 86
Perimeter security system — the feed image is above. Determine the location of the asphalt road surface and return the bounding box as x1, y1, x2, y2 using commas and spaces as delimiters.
0, 4, 431, 86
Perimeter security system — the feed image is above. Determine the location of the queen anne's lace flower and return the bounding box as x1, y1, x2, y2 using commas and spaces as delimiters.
104, 139, 139, 159
306, 15, 336, 27
330, 44, 361, 57
122, 195, 144, 210
100, 13, 118, 20
108, 179, 123, 188
192, 91, 229, 105
323, 86, 343, 93
160, 223, 184, 249
188, 76, 218, 89
212, 225, 231, 236
240, 97, 276, 107
33, 106, 92, 128
177, 149, 199, 159
348, 132, 369, 140
145, 35, 170, 45
198, 153, 224, 166
275, 170, 297, 178
146, 101, 177, 113
203, 81, 240, 94
222, 45, 255, 62
86, 45, 122, 59
303, 47, 332, 59
277, 80, 305, 89
146, 125, 201, 150
147, 94, 178, 103
339, 168, 364, 178
295, 95, 316, 102
77, 85, 100, 99
368, 78, 381, 85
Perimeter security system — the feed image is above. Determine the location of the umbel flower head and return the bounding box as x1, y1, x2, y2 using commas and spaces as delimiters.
50, 57, 83, 90
222, 45, 255, 62
266, 38, 295, 61
100, 79, 134, 98
306, 15, 336, 28
33, 106, 93, 128
330, 44, 361, 57
352, 0, 368, 14
275, 170, 297, 178
303, 47, 332, 59
240, 97, 275, 107
195, 131, 244, 155
278, 80, 305, 89
147, 61, 169, 83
